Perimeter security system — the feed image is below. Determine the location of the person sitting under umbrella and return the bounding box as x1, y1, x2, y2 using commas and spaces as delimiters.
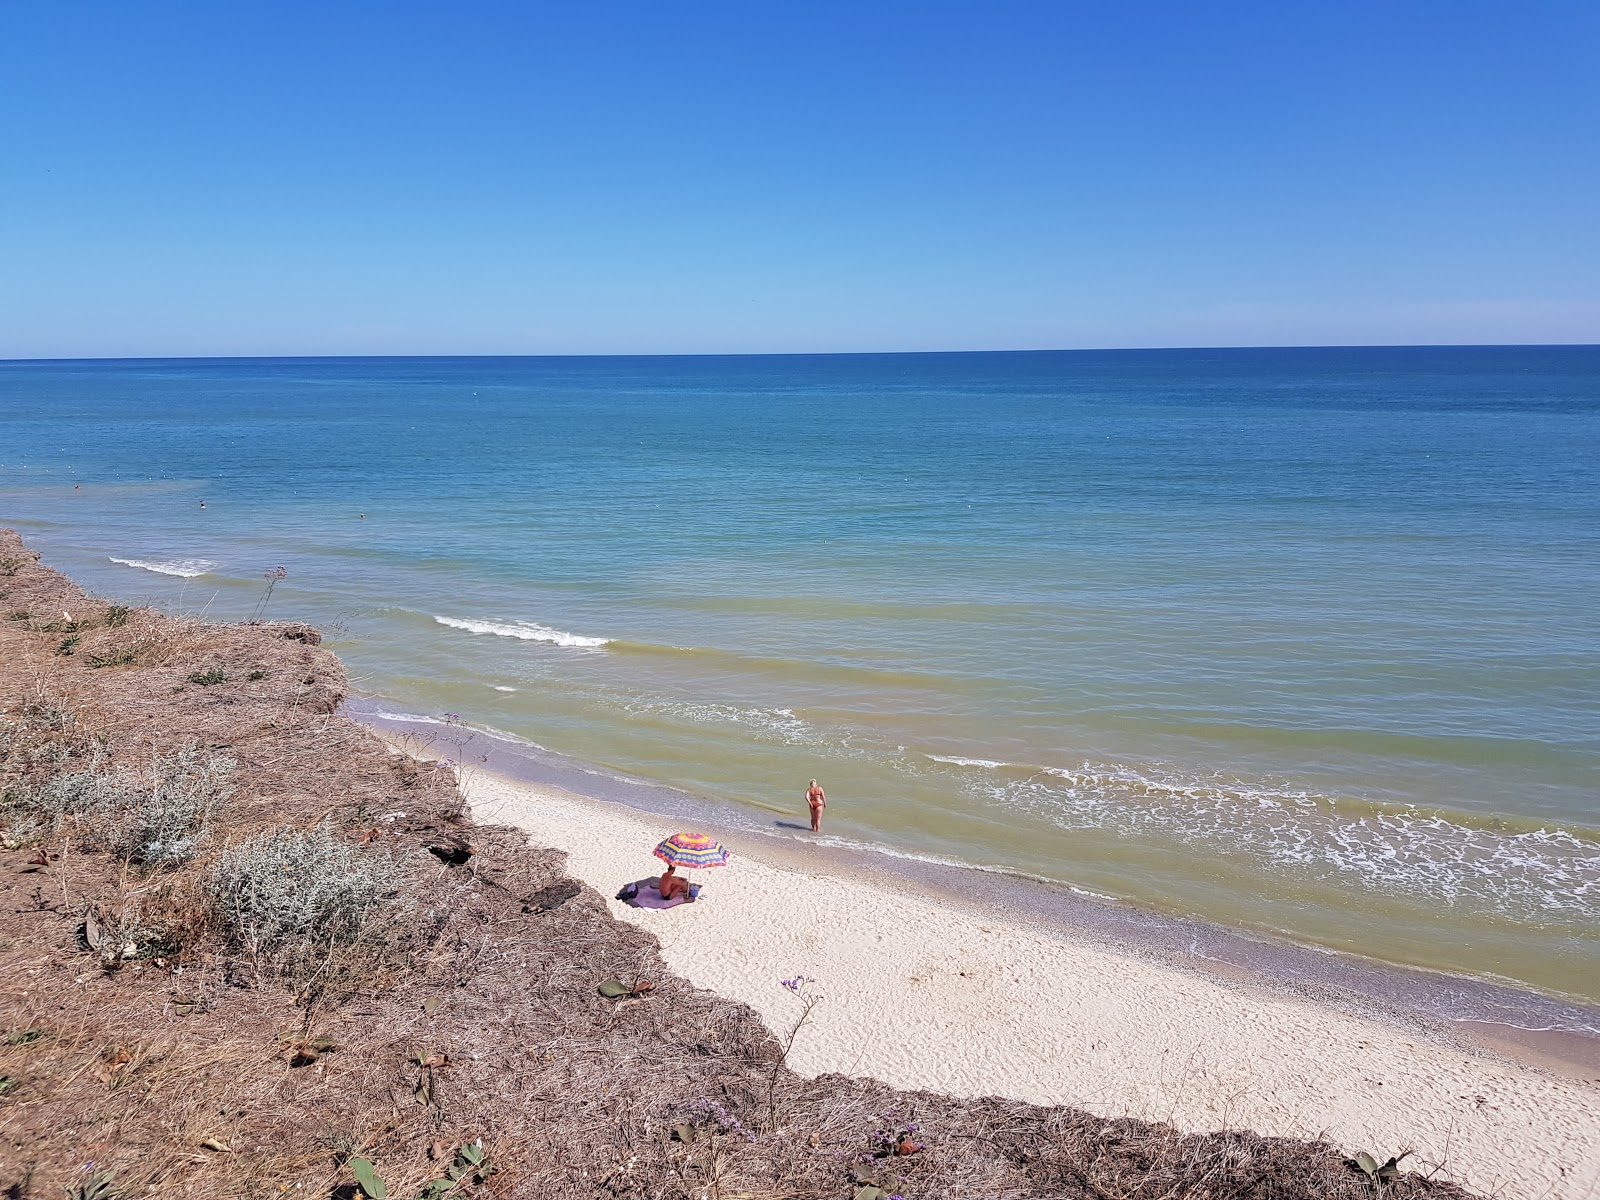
658, 862, 691, 901
650, 831, 730, 905
616, 832, 731, 909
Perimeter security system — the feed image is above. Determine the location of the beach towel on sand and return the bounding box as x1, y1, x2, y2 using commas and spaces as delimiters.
616, 879, 702, 910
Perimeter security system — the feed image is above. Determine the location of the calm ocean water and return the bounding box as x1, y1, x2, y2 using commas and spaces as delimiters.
3, 349, 1597, 1005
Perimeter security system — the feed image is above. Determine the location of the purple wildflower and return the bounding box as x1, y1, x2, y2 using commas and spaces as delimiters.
682, 1097, 756, 1142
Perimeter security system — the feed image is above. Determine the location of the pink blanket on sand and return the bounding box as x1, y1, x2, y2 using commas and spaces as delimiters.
616, 878, 702, 909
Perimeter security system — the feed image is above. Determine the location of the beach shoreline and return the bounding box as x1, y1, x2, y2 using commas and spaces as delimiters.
350, 702, 1600, 1048
371, 728, 1600, 1200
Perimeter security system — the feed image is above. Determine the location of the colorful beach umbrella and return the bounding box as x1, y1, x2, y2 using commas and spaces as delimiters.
653, 831, 730, 869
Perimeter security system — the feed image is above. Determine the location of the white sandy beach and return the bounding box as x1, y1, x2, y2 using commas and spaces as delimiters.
456, 767, 1599, 1200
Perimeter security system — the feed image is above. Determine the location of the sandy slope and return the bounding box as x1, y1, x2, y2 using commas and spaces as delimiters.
463, 770, 1599, 1200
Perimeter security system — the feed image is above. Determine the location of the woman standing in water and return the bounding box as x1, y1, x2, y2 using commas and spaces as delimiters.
806, 778, 826, 833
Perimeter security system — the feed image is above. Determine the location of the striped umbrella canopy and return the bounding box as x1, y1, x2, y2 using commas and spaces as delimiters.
653, 831, 730, 870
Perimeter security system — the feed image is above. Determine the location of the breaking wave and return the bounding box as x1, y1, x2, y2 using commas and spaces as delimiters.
433, 614, 609, 649
109, 556, 215, 578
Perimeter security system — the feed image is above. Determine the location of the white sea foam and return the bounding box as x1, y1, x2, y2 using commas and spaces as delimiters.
951, 759, 1600, 923
606, 693, 815, 744
434, 614, 608, 649
927, 754, 1008, 769
363, 709, 550, 752
807, 834, 1115, 898
365, 710, 456, 727
1040, 763, 1314, 809
474, 721, 550, 750
109, 556, 215, 578
491, 685, 518, 692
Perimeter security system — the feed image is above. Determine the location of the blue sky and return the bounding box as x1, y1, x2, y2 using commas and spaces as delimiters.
3, 1, 1597, 356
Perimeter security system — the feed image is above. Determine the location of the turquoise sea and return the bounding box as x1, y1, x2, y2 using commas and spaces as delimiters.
2, 348, 1597, 1008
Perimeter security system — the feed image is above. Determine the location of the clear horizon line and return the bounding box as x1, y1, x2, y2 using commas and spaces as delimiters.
5, 340, 1599, 365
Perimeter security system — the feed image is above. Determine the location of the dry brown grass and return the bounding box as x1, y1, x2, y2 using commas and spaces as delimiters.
0, 529, 1479, 1200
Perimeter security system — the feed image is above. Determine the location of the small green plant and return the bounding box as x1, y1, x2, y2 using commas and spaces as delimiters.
6, 609, 30, 621
0, 1074, 16, 1097
187, 667, 227, 686
105, 604, 130, 627
247, 668, 267, 680
86, 648, 136, 669
1350, 1151, 1405, 1182
597, 976, 654, 998
4, 1027, 48, 1045
415, 1141, 495, 1197
0, 555, 25, 577
56, 635, 81, 656
349, 1156, 386, 1198
317, 1125, 363, 1163
65, 1168, 120, 1200
31, 616, 92, 634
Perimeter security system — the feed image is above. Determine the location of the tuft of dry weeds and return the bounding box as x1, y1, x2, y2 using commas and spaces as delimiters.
0, 529, 1480, 1199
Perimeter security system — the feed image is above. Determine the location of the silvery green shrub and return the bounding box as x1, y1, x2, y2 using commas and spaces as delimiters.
36, 764, 127, 817
209, 821, 404, 959
3, 745, 126, 825
110, 745, 234, 866
1, 740, 230, 865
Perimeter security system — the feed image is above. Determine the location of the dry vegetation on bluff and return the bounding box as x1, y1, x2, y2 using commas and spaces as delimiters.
0, 530, 1475, 1199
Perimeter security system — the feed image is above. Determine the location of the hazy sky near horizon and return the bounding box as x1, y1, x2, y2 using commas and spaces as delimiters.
3, 1, 1598, 357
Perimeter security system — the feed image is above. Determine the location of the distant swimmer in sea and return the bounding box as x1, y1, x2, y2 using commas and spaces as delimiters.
806, 778, 826, 833
198, 500, 205, 509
